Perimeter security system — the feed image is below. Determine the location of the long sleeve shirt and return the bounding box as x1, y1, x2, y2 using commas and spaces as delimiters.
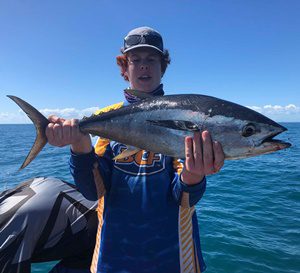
70, 101, 207, 273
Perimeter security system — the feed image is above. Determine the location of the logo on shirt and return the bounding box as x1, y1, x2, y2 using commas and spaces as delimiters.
113, 144, 165, 175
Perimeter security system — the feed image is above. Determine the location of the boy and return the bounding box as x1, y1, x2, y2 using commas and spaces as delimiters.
47, 26, 225, 273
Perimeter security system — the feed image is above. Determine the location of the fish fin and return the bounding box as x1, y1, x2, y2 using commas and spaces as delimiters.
7, 95, 49, 170
147, 120, 200, 132
113, 146, 141, 160
125, 89, 153, 99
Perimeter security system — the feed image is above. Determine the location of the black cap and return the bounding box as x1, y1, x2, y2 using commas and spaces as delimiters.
122, 26, 164, 54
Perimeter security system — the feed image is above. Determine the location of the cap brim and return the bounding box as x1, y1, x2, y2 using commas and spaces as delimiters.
122, 44, 163, 54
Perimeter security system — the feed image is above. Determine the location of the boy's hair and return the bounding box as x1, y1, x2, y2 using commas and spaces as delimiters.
116, 50, 171, 81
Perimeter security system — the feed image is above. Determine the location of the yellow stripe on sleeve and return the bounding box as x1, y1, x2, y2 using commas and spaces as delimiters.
95, 138, 110, 157
173, 158, 184, 175
90, 197, 105, 273
93, 101, 124, 116
179, 206, 197, 273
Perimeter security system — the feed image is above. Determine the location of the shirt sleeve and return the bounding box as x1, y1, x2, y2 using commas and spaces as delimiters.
69, 102, 124, 201
170, 158, 206, 207
69, 139, 114, 201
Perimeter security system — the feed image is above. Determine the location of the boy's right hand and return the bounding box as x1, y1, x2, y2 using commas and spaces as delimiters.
46, 115, 92, 154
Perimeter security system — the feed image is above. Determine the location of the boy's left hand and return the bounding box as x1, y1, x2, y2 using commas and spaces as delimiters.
180, 131, 225, 185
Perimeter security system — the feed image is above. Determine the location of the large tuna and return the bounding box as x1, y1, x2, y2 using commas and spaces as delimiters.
7, 94, 291, 170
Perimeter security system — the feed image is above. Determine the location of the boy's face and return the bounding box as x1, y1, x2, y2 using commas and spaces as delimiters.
125, 48, 162, 93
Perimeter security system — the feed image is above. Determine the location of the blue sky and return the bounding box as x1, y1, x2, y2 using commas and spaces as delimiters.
1, 0, 299, 123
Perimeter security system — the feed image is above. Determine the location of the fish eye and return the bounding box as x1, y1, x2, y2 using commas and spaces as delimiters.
242, 123, 256, 137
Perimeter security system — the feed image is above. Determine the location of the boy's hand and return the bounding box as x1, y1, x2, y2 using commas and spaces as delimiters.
181, 131, 225, 185
46, 115, 92, 154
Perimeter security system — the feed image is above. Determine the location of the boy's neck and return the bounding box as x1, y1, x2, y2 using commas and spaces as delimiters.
124, 84, 164, 103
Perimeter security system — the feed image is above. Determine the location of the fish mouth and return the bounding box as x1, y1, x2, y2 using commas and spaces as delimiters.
261, 127, 291, 150
262, 138, 291, 149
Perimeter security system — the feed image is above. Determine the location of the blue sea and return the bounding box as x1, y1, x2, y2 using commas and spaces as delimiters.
0, 123, 299, 273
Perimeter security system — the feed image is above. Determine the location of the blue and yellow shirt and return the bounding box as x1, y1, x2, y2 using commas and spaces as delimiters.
70, 101, 207, 273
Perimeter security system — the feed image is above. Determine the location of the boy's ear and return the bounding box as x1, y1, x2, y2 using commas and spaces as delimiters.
124, 70, 128, 78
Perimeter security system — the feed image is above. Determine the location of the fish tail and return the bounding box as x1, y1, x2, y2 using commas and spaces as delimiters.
7, 95, 49, 170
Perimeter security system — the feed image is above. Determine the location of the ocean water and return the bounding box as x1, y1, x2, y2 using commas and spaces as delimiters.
0, 123, 299, 273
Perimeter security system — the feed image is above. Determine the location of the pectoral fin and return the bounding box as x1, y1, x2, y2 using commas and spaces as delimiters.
147, 120, 199, 132
113, 146, 141, 160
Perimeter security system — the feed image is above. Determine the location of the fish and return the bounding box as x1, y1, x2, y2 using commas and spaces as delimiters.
7, 94, 291, 170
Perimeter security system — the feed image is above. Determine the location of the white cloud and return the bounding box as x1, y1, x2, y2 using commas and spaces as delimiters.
40, 107, 99, 119
246, 104, 300, 122
0, 107, 98, 124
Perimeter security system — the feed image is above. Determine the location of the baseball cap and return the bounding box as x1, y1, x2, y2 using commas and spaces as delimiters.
122, 26, 164, 54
